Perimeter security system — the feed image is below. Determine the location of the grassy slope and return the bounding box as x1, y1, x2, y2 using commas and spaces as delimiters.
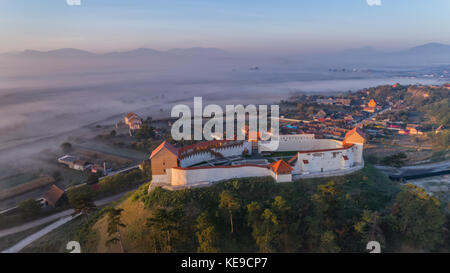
18, 165, 403, 253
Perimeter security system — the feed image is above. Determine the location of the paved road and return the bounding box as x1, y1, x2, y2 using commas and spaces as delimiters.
375, 160, 450, 176
0, 190, 132, 239
1, 215, 78, 253
0, 189, 138, 253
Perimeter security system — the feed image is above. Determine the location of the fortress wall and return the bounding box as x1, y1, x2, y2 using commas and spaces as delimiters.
180, 152, 215, 167
212, 142, 251, 157
179, 142, 251, 167
293, 146, 355, 174
169, 165, 270, 186
259, 135, 342, 152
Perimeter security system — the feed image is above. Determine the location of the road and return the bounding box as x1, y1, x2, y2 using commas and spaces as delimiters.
0, 190, 133, 239
1, 215, 77, 253
376, 160, 450, 178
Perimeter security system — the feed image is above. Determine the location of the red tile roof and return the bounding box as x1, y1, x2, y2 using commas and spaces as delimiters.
43, 185, 65, 207
269, 160, 293, 174
150, 141, 179, 159
344, 127, 366, 140
126, 112, 138, 119
288, 154, 298, 165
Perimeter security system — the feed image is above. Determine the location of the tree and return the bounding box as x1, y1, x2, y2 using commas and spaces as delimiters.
380, 153, 407, 167
354, 210, 385, 247
146, 208, 180, 252
60, 142, 73, 154
66, 185, 96, 215
271, 196, 295, 251
195, 212, 219, 253
17, 199, 41, 219
318, 231, 340, 253
391, 184, 445, 250
87, 173, 100, 184
219, 190, 240, 233
52, 170, 62, 181
135, 124, 155, 140
106, 208, 126, 252
247, 202, 281, 253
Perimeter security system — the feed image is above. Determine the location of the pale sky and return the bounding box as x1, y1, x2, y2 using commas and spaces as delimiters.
0, 0, 449, 53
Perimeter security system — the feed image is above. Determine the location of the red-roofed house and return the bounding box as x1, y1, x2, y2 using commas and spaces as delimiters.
42, 185, 66, 207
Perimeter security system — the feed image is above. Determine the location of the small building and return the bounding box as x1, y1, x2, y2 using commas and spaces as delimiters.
268, 160, 293, 182
443, 83, 450, 90
90, 163, 105, 175
125, 112, 143, 131
406, 124, 423, 135
73, 160, 92, 171
387, 124, 402, 130
42, 185, 66, 207
315, 109, 327, 119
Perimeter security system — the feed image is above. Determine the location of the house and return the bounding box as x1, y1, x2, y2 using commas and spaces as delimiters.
363, 106, 375, 113
124, 112, 143, 131
443, 83, 450, 90
315, 109, 327, 119
387, 124, 402, 130
42, 185, 66, 207
363, 99, 377, 113
90, 163, 105, 175
73, 160, 92, 171
406, 124, 423, 135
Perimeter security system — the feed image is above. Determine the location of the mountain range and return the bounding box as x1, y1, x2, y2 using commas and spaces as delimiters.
2, 43, 450, 66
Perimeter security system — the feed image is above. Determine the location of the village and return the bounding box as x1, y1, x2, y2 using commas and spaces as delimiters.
0, 82, 448, 227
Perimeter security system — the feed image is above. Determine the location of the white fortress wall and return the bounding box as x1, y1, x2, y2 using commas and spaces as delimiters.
351, 143, 364, 164
179, 142, 251, 167
294, 147, 355, 175
180, 152, 215, 167
152, 174, 170, 185
169, 165, 271, 186
258, 134, 342, 152
212, 142, 251, 157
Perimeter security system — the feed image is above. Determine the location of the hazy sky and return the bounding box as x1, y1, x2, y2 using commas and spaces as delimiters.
1, 0, 449, 54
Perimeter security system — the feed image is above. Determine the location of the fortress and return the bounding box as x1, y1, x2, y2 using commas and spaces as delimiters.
150, 127, 366, 189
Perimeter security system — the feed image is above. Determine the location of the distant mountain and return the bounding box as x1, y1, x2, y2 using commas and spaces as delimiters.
2, 43, 450, 66
166, 47, 229, 57
103, 48, 166, 58
405, 43, 450, 55
2, 47, 229, 59
301, 43, 450, 66
14, 48, 96, 58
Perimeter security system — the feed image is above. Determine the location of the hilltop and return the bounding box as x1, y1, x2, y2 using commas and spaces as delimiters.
21, 164, 446, 253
